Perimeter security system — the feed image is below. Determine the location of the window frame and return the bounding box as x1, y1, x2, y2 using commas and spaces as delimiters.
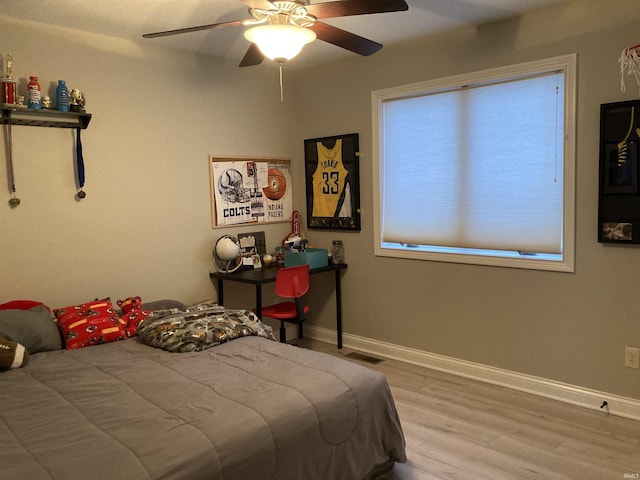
371, 54, 577, 272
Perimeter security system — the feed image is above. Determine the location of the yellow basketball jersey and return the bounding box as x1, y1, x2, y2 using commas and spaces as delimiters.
312, 139, 349, 217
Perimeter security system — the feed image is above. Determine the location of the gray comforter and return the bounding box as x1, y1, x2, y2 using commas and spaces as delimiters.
0, 336, 406, 479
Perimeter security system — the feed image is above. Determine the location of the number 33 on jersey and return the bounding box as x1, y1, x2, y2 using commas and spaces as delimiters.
311, 139, 350, 217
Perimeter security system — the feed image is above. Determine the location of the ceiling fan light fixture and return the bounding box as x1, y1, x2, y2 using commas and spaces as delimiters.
244, 24, 316, 63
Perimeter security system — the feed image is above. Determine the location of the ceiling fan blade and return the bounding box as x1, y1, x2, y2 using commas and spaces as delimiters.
143, 19, 245, 39
239, 43, 265, 67
306, 0, 408, 20
239, 0, 276, 9
309, 22, 382, 56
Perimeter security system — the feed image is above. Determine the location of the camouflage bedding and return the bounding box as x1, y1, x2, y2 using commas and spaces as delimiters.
137, 303, 276, 352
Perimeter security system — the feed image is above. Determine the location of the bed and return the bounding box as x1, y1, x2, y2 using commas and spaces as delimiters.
0, 300, 406, 480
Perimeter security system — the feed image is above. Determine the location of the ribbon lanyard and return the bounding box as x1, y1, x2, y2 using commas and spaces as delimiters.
5, 125, 86, 206
76, 128, 86, 199
5, 122, 20, 208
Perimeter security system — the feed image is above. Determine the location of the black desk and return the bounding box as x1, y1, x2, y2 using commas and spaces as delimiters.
209, 263, 347, 348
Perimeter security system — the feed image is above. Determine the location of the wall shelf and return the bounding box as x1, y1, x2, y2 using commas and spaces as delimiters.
1, 107, 91, 129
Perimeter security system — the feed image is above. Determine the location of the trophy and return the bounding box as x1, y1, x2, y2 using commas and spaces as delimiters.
2, 54, 17, 106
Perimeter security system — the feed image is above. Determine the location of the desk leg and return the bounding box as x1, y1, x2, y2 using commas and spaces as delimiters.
217, 279, 224, 305
255, 284, 262, 318
335, 269, 343, 349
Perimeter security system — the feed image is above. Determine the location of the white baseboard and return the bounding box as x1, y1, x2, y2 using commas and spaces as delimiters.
306, 325, 640, 422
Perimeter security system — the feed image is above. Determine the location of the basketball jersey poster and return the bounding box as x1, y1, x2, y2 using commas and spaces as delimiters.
304, 133, 361, 230
209, 157, 292, 228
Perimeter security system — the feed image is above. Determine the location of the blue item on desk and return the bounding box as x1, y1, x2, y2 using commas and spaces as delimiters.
284, 248, 328, 269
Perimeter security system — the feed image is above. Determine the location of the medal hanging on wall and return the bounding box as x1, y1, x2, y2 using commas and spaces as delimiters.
4, 126, 87, 206
4, 122, 20, 208
75, 128, 86, 199
3, 54, 20, 208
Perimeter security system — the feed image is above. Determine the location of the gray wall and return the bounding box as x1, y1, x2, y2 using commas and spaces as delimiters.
292, 0, 640, 399
0, 16, 294, 307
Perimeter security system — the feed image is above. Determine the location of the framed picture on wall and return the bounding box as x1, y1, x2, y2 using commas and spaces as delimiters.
598, 100, 640, 243
304, 133, 361, 231
209, 156, 292, 228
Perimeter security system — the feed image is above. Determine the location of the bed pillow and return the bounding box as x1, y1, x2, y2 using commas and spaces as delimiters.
117, 296, 151, 338
0, 337, 29, 369
54, 299, 127, 350
141, 299, 186, 311
0, 305, 63, 353
118, 296, 143, 314
0, 299, 50, 312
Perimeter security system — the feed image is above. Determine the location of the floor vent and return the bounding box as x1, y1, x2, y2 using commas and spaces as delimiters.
344, 352, 384, 364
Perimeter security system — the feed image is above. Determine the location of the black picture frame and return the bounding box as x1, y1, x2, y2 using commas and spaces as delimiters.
304, 133, 361, 231
598, 100, 640, 244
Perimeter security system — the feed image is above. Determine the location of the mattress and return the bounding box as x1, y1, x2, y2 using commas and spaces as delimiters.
0, 336, 406, 479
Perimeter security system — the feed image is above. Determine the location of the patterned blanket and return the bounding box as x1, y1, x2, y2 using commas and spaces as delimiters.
137, 303, 276, 353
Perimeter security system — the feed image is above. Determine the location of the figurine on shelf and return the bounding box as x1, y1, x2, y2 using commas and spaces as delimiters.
16, 95, 27, 109
69, 89, 85, 112
42, 95, 52, 109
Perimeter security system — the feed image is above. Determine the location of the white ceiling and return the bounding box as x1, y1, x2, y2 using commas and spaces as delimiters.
0, 0, 569, 70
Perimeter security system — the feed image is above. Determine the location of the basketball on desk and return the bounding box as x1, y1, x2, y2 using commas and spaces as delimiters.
263, 168, 287, 201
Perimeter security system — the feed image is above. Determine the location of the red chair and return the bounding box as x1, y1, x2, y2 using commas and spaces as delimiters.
257, 264, 310, 343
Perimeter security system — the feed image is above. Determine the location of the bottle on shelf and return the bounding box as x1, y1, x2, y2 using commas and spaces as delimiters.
56, 80, 69, 112
28, 76, 41, 110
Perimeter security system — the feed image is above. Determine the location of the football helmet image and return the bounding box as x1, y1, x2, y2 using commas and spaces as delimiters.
217, 168, 251, 203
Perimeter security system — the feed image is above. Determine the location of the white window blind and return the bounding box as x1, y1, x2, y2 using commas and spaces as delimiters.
380, 71, 564, 255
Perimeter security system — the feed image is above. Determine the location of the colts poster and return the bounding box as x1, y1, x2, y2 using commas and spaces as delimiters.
210, 156, 292, 227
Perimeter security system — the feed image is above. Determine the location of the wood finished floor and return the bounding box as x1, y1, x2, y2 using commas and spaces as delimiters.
296, 338, 640, 480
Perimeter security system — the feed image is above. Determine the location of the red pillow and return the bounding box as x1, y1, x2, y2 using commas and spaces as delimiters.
0, 300, 50, 312
54, 300, 127, 350
120, 310, 150, 338
117, 296, 151, 337
117, 296, 142, 314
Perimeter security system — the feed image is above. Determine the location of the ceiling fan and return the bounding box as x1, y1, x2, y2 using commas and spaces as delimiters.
143, 0, 409, 67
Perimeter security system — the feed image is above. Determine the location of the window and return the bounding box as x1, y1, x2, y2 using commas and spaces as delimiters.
372, 55, 576, 272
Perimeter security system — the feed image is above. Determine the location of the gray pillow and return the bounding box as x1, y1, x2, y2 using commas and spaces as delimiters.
0, 305, 63, 353
141, 299, 186, 311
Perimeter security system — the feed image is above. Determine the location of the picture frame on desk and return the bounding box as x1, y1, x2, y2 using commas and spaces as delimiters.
238, 231, 265, 269
304, 133, 361, 231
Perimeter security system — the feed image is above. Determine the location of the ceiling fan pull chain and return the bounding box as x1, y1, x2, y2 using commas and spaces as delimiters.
279, 62, 284, 102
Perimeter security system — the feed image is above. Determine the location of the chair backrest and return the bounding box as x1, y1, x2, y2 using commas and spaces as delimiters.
275, 264, 310, 299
